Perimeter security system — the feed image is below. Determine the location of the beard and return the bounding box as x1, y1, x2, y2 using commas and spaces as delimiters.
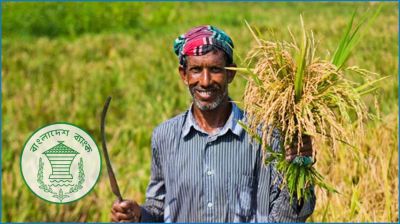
189, 84, 228, 111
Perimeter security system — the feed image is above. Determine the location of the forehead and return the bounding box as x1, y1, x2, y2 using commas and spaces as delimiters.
186, 50, 226, 67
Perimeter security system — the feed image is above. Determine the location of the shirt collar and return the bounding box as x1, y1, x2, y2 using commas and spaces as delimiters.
182, 101, 244, 138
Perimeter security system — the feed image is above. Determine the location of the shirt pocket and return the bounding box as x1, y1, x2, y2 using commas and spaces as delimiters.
228, 174, 256, 221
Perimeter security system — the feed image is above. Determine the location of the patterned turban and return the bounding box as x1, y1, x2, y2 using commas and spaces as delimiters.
173, 25, 234, 66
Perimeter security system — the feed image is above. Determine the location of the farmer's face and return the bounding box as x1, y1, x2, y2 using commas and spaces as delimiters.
179, 50, 236, 111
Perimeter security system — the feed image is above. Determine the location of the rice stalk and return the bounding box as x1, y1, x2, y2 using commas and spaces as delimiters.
236, 9, 385, 202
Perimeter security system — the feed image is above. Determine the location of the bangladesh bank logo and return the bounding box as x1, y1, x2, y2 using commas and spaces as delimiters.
21, 123, 101, 204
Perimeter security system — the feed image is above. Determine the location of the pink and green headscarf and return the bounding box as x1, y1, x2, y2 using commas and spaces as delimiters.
173, 25, 234, 66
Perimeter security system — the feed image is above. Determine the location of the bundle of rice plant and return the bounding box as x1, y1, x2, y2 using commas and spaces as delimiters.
230, 8, 386, 202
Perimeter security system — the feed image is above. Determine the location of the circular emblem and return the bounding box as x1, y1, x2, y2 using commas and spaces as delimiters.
20, 123, 101, 204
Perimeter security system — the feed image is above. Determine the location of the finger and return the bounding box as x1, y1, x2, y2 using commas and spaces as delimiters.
112, 203, 126, 213
113, 200, 136, 213
290, 135, 312, 145
298, 150, 313, 157
294, 139, 312, 154
285, 154, 296, 162
112, 207, 135, 220
110, 214, 135, 223
285, 148, 313, 159
119, 218, 138, 222
287, 149, 313, 156
119, 219, 135, 223
111, 205, 119, 213
111, 207, 128, 216
115, 211, 135, 220
111, 213, 119, 222
120, 200, 136, 210
285, 146, 299, 154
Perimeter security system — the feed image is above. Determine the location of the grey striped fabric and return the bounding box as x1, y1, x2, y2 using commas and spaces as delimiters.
140, 102, 316, 222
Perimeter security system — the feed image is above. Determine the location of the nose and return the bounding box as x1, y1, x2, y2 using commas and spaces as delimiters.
199, 69, 211, 88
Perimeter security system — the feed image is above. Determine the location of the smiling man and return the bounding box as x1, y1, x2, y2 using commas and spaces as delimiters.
111, 25, 315, 222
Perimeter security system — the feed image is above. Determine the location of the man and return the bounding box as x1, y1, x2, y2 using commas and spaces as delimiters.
111, 25, 315, 222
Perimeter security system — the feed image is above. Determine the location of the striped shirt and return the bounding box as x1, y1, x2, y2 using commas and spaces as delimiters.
140, 102, 316, 222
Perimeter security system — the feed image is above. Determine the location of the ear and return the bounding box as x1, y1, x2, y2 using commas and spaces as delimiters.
226, 63, 236, 84
179, 65, 188, 85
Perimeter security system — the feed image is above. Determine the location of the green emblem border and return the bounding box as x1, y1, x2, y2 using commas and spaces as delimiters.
20, 122, 102, 204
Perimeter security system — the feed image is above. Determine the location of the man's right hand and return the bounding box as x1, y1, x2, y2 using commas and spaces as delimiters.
111, 200, 141, 222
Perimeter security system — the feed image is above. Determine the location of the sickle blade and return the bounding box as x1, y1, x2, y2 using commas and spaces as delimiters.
101, 96, 123, 201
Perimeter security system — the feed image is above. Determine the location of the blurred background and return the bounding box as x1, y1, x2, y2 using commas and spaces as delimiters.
2, 2, 398, 222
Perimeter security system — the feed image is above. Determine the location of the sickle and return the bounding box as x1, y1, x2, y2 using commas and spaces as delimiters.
101, 96, 123, 201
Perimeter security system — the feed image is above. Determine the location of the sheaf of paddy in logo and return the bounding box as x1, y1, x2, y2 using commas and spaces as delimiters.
20, 123, 101, 204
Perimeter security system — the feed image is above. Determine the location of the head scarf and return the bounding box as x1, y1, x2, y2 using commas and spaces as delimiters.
173, 25, 234, 66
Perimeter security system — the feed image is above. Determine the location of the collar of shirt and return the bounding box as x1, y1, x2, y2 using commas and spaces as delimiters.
181, 101, 244, 138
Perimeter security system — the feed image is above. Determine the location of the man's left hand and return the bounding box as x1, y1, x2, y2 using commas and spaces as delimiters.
285, 135, 313, 161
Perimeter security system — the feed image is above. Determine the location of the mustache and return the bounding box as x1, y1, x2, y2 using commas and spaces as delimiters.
192, 85, 220, 92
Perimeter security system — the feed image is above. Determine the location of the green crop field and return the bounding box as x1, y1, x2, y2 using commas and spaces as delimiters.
2, 2, 398, 222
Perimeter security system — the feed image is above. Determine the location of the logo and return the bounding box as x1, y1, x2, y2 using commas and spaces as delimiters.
21, 123, 101, 204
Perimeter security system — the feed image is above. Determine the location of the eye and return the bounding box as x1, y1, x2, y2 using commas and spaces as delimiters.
190, 66, 202, 73
210, 67, 224, 73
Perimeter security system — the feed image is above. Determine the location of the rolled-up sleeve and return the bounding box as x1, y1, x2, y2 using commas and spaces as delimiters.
140, 130, 165, 222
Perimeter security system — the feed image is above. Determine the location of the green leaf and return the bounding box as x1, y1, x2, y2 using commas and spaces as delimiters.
237, 120, 262, 144
297, 166, 305, 200
332, 6, 382, 69
294, 15, 308, 103
226, 66, 263, 87
355, 76, 390, 94
245, 20, 262, 47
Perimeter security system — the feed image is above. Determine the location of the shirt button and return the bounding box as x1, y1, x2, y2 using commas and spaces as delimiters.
207, 202, 213, 208
207, 170, 213, 176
